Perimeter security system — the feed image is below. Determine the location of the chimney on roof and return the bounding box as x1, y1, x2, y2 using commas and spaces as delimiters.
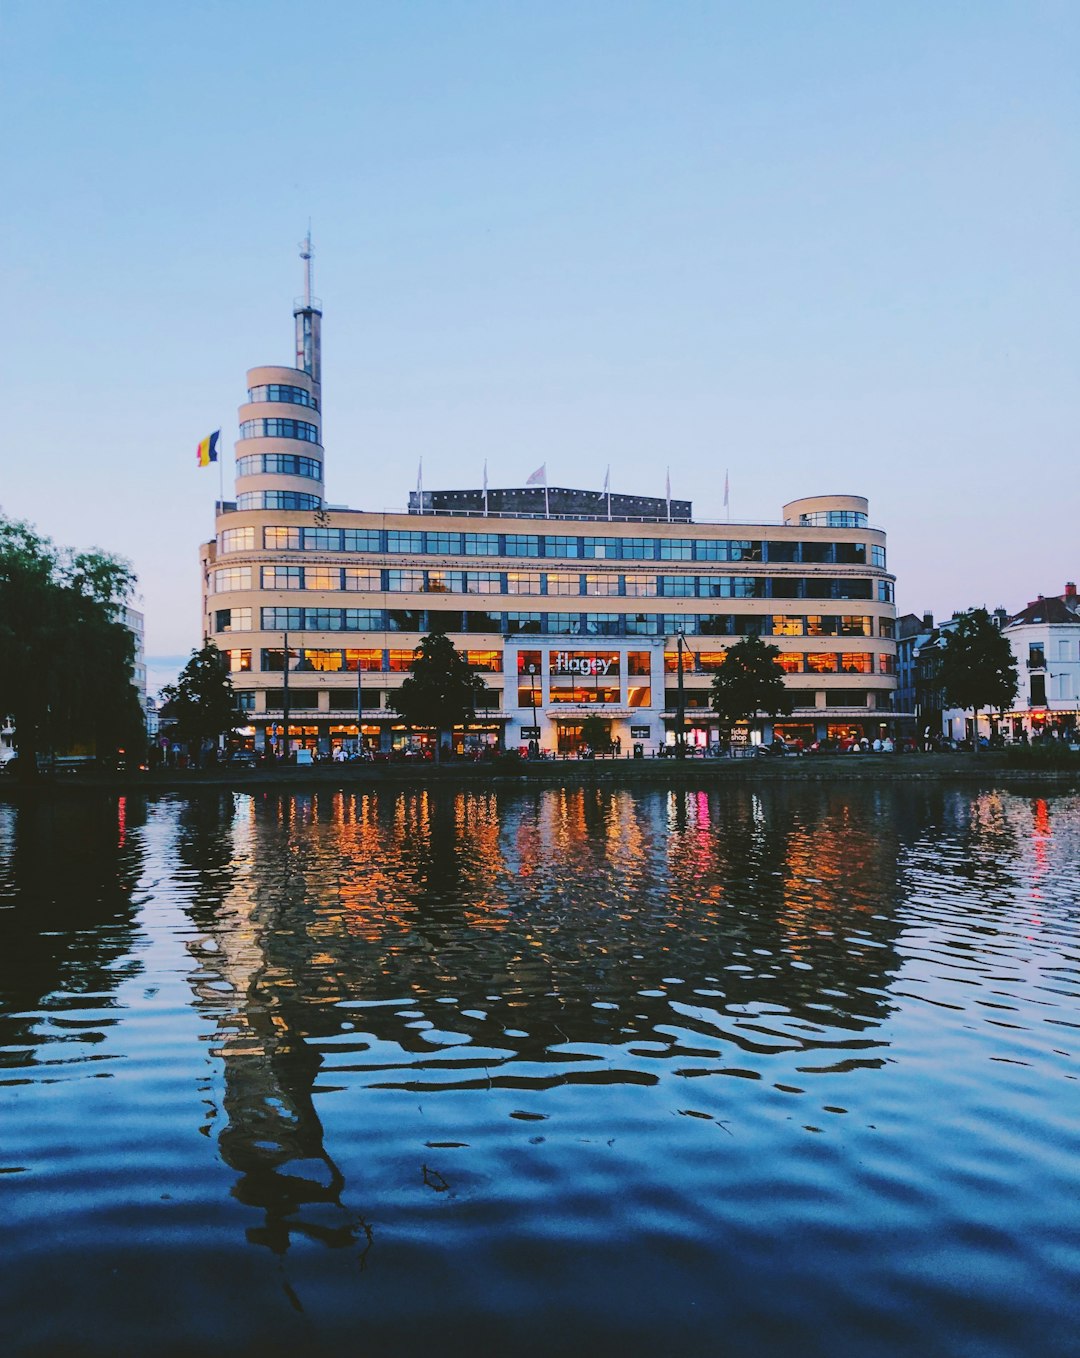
922, 611, 933, 628
1066, 581, 1077, 600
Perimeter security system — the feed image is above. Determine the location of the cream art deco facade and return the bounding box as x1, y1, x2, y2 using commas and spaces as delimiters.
201, 269, 899, 755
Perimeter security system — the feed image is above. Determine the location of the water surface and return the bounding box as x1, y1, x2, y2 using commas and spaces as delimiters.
1, 785, 1077, 1356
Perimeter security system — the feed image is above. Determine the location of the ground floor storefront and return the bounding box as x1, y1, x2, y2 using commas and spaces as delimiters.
240, 717, 507, 759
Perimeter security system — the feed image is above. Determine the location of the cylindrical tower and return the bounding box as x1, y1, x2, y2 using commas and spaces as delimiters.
233, 234, 324, 511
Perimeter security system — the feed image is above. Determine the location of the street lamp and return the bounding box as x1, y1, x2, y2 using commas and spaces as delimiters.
527, 662, 539, 754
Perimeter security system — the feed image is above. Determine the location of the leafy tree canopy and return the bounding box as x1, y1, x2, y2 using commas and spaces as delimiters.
940, 608, 1018, 715
159, 642, 243, 748
0, 511, 143, 778
709, 634, 793, 740
395, 633, 487, 758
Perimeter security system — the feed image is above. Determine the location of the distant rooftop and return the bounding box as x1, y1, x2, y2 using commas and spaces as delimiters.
408, 485, 692, 523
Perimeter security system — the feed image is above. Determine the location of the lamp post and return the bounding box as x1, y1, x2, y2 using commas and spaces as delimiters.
356, 649, 363, 757
675, 629, 687, 758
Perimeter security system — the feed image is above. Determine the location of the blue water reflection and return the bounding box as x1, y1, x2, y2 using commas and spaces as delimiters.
1, 786, 1077, 1357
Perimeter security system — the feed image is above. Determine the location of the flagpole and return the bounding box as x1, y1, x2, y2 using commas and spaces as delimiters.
605, 465, 611, 521
544, 475, 549, 519
483, 460, 488, 517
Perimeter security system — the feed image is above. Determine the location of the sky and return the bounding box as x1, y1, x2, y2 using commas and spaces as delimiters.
1, 1, 1076, 695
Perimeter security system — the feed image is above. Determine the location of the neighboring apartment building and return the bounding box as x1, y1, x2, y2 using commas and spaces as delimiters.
999, 584, 1080, 741
200, 261, 900, 756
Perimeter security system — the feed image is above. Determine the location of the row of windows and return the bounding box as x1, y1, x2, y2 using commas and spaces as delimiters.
798, 510, 869, 527
238, 418, 320, 443
218, 524, 884, 566
236, 454, 323, 480
246, 383, 319, 410
223, 647, 503, 673
217, 562, 889, 602
257, 607, 899, 637
236, 492, 323, 511
216, 604, 892, 638
258, 688, 503, 712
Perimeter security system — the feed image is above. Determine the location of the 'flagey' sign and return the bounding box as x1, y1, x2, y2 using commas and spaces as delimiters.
550, 652, 616, 676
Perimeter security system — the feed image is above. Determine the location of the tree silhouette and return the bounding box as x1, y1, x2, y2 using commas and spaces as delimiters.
940, 608, 1018, 750
709, 634, 793, 746
160, 641, 243, 758
394, 633, 487, 761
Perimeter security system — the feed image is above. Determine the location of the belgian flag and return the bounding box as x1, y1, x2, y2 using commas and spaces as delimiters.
196, 431, 220, 468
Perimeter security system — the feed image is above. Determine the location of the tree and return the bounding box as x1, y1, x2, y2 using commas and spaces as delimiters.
940, 608, 1018, 751
394, 633, 487, 761
160, 642, 243, 760
0, 512, 144, 781
708, 634, 793, 747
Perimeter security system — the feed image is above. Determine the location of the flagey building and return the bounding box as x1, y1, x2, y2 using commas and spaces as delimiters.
200, 260, 899, 756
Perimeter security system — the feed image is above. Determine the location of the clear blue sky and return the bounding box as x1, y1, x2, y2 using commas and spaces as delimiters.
1, 1, 1076, 692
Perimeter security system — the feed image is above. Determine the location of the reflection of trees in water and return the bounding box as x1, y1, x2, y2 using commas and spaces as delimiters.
174, 792, 371, 1266
0, 796, 146, 1060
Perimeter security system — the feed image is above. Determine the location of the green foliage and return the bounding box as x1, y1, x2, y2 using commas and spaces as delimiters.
395, 633, 487, 759
160, 642, 243, 748
940, 609, 1018, 715
709, 634, 793, 740
0, 512, 143, 777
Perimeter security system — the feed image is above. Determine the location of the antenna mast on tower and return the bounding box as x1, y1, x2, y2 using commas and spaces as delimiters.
294, 225, 322, 384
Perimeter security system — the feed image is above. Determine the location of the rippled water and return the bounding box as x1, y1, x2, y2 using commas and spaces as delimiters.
1, 785, 1077, 1356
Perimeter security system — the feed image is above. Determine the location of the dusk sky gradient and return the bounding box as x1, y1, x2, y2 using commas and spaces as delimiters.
1, 1, 1076, 694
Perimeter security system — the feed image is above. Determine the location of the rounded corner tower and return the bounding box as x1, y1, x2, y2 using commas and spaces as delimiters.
233, 233, 325, 513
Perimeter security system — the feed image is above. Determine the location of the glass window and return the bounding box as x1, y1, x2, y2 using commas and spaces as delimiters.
584, 613, 621, 635
425, 570, 464, 593
623, 574, 657, 597
517, 651, 543, 674
659, 539, 692, 561
627, 651, 651, 675
701, 576, 759, 598
507, 572, 542, 594
877, 580, 894, 603
262, 566, 303, 590
839, 653, 872, 674
871, 544, 886, 569
625, 614, 661, 635
583, 537, 620, 559
343, 568, 382, 591
800, 510, 868, 528
305, 607, 343, 631
777, 653, 803, 673
772, 614, 803, 636
544, 536, 580, 558
802, 541, 833, 564
387, 569, 425, 592
696, 651, 728, 672
236, 454, 322, 480
465, 571, 503, 594
343, 528, 381, 552
839, 616, 871, 637
547, 612, 580, 634
239, 417, 319, 443
212, 566, 252, 593
387, 530, 423, 554
303, 528, 339, 551
465, 609, 502, 632
544, 572, 581, 596
807, 653, 839, 673
835, 542, 867, 565
214, 606, 252, 632
427, 608, 464, 632
621, 537, 656, 560
305, 567, 340, 591
220, 527, 255, 553
387, 649, 417, 672
264, 526, 301, 550
425, 531, 463, 554
344, 649, 383, 672
236, 690, 256, 712
465, 650, 502, 672
506, 612, 542, 634
806, 615, 836, 636
261, 607, 303, 631
505, 534, 539, 557
237, 491, 321, 511
387, 608, 423, 631
878, 617, 896, 639
464, 533, 499, 556
765, 540, 799, 563
345, 609, 384, 631
224, 648, 251, 672
878, 654, 896, 675
585, 573, 620, 596
300, 648, 343, 672
247, 383, 317, 409
659, 575, 696, 597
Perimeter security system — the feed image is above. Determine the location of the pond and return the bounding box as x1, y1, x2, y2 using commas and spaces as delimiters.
1, 785, 1077, 1356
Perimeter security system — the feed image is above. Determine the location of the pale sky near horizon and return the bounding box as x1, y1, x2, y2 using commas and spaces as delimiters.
1, 1, 1076, 695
